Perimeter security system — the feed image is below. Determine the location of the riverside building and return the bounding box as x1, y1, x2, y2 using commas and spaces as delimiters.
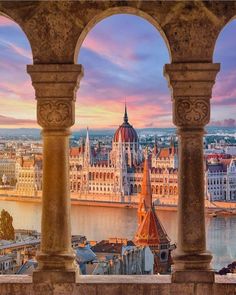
69, 107, 179, 203
205, 158, 236, 201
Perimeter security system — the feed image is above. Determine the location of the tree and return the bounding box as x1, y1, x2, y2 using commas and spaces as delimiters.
0, 209, 15, 240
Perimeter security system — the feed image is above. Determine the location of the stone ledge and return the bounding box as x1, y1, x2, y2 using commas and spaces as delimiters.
1, 274, 236, 284
0, 275, 236, 295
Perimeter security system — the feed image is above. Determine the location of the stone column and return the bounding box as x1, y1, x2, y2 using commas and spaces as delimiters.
164, 63, 220, 283
27, 64, 83, 283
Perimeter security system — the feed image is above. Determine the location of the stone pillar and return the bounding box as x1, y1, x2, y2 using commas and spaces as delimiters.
164, 63, 220, 283
27, 64, 83, 283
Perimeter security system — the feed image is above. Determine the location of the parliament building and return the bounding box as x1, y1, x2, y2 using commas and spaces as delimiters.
69, 106, 178, 203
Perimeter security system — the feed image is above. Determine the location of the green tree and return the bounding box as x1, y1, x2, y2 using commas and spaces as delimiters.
0, 209, 15, 240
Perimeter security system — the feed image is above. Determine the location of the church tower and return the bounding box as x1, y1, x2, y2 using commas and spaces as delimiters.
135, 154, 174, 274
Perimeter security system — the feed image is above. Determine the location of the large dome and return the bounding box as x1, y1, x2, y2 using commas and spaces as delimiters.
113, 106, 138, 143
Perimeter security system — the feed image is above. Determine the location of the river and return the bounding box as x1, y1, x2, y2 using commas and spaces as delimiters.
1, 200, 236, 271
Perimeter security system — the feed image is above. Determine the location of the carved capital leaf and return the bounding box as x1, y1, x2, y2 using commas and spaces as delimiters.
37, 100, 73, 128
174, 98, 210, 127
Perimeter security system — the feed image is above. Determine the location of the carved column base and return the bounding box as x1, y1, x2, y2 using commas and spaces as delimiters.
33, 269, 78, 284
171, 251, 214, 283
173, 251, 212, 270
33, 252, 79, 283
172, 270, 214, 283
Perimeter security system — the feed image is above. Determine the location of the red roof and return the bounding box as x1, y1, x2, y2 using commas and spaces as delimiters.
135, 207, 170, 246
113, 122, 138, 143
70, 146, 84, 157
135, 156, 170, 247
113, 105, 138, 143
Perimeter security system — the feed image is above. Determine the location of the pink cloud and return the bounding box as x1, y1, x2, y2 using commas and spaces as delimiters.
0, 39, 32, 60
82, 35, 138, 70
0, 80, 34, 100
75, 92, 172, 129
213, 70, 236, 105
210, 118, 236, 127
0, 114, 36, 126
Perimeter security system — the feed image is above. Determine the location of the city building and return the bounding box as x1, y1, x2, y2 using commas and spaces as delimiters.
15, 156, 42, 196
206, 158, 236, 201
70, 107, 178, 203
0, 159, 16, 185
91, 238, 154, 275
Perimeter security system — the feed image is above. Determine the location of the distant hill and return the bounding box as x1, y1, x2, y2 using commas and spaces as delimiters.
0, 126, 235, 140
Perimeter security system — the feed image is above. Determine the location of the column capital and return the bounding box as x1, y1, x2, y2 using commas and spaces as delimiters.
27, 64, 83, 129
164, 63, 220, 128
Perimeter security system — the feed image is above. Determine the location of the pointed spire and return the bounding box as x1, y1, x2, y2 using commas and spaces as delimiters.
170, 136, 175, 155
135, 148, 171, 247
86, 127, 89, 144
141, 149, 152, 211
84, 127, 91, 165
124, 101, 128, 124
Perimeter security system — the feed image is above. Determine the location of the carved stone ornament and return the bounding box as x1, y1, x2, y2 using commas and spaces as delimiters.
37, 100, 73, 128
174, 98, 209, 126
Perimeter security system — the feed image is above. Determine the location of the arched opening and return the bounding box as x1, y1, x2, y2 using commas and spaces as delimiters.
212, 19, 236, 132
208, 18, 236, 272
0, 15, 37, 228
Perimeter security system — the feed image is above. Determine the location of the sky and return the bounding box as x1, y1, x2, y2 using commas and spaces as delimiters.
0, 14, 235, 130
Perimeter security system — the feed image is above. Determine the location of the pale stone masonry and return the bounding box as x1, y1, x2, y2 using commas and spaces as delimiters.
0, 0, 236, 293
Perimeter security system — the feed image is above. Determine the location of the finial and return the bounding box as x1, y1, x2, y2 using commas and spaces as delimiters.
124, 100, 128, 124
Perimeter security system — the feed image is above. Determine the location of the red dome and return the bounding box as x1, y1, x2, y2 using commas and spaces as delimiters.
113, 105, 138, 143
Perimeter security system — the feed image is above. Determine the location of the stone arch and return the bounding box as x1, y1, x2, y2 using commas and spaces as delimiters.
160, 186, 163, 195
151, 185, 155, 194
138, 184, 141, 193
174, 186, 177, 195
134, 184, 137, 194
74, 7, 171, 62
130, 184, 133, 194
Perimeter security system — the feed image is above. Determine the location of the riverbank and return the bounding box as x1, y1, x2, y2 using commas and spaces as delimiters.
1, 194, 236, 216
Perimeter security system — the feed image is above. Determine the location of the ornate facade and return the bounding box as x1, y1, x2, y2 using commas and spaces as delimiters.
15, 156, 42, 196
69, 107, 178, 203
206, 158, 236, 201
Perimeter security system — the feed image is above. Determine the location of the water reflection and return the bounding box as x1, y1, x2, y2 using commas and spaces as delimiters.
1, 201, 236, 270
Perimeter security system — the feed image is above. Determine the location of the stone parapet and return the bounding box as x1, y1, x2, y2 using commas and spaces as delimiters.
0, 275, 236, 295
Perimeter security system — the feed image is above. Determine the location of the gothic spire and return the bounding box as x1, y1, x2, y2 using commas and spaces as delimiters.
124, 102, 128, 124
141, 150, 152, 211
84, 127, 91, 165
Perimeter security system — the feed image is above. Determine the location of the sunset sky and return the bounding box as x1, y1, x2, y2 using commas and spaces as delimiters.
0, 15, 235, 130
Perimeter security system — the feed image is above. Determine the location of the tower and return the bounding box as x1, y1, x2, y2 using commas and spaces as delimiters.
84, 127, 91, 167
135, 155, 173, 274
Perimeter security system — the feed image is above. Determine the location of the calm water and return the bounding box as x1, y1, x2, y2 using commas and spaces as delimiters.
1, 200, 236, 271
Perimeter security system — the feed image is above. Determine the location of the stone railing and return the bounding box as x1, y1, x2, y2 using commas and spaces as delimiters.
0, 274, 236, 295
